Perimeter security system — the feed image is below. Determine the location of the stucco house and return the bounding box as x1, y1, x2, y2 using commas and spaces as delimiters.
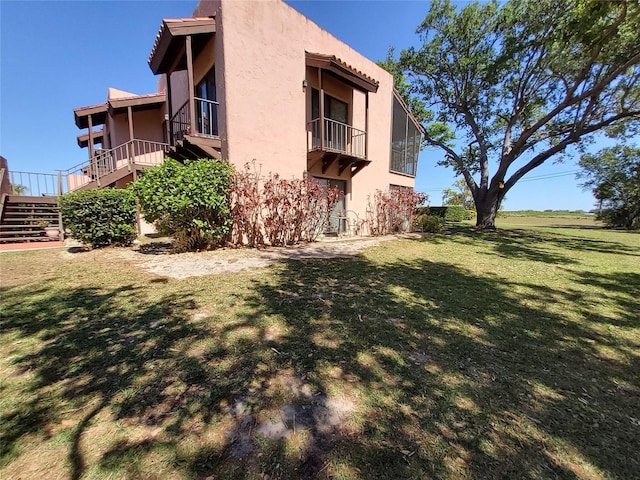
72, 0, 423, 234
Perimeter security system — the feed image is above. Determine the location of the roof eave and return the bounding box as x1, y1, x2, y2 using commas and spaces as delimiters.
149, 17, 216, 75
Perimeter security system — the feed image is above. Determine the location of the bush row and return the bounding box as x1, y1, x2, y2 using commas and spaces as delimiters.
58, 189, 137, 248
415, 205, 474, 221
60, 159, 434, 250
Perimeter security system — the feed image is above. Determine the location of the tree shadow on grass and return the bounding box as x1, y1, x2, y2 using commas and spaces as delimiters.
0, 282, 206, 479
423, 225, 640, 263
2, 247, 638, 479
181, 255, 639, 479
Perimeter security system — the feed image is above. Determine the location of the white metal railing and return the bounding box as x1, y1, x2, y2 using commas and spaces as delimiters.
307, 118, 366, 159
170, 97, 219, 144
8, 171, 63, 196
64, 139, 170, 191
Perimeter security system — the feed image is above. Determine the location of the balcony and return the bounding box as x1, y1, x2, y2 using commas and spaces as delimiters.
307, 118, 370, 177
308, 118, 366, 159
171, 97, 219, 143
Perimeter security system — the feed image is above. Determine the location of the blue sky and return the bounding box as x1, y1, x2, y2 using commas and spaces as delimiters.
0, 0, 596, 211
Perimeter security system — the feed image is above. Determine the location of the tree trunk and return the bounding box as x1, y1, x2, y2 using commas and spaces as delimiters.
475, 191, 500, 229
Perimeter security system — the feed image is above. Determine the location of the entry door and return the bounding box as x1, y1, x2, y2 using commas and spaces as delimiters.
314, 178, 346, 233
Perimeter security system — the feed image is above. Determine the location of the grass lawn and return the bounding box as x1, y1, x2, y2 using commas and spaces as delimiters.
1, 218, 639, 479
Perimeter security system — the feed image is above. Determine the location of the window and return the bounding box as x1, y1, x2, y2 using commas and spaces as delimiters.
390, 95, 420, 176
311, 89, 348, 123
195, 67, 218, 136
311, 89, 349, 152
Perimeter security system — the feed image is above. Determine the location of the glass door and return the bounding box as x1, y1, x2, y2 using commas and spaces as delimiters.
195, 67, 218, 136
313, 177, 346, 233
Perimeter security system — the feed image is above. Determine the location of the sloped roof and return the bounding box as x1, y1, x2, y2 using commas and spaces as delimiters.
148, 17, 216, 74
74, 91, 166, 129
306, 52, 379, 93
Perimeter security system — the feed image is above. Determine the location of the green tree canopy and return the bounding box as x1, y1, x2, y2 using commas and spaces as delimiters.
579, 145, 640, 229
389, 0, 640, 228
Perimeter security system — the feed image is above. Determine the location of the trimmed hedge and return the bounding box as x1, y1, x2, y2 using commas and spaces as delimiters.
59, 189, 137, 248
421, 205, 470, 222
132, 158, 233, 252
414, 214, 445, 233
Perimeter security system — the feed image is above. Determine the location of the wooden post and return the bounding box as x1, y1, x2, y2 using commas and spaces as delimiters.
318, 68, 324, 151
364, 91, 369, 159
56, 169, 65, 241
56, 170, 63, 196
166, 72, 174, 145
127, 105, 135, 172
88, 115, 94, 160
186, 35, 196, 135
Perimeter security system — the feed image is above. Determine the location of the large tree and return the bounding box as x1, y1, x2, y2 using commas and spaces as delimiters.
579, 145, 640, 229
392, 0, 640, 228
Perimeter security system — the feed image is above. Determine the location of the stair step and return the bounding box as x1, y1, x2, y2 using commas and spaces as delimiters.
0, 236, 59, 244
0, 225, 50, 230
0, 223, 60, 232
4, 203, 58, 210
0, 230, 49, 236
2, 212, 59, 217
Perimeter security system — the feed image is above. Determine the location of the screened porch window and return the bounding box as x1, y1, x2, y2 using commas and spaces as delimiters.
390, 96, 420, 176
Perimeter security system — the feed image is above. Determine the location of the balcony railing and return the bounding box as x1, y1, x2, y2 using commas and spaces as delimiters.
8, 171, 64, 196
64, 139, 170, 192
170, 97, 219, 145
307, 118, 366, 159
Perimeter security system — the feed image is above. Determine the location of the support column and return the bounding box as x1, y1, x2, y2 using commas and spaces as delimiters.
365, 91, 369, 159
186, 35, 196, 135
87, 114, 94, 160
166, 72, 174, 144
318, 68, 324, 151
127, 105, 135, 172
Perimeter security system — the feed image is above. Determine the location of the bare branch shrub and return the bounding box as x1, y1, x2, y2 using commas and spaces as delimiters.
230, 162, 340, 246
366, 188, 427, 235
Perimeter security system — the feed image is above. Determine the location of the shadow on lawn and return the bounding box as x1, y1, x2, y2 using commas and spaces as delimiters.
427, 225, 640, 263
1, 241, 639, 479
207, 256, 638, 479
0, 283, 206, 479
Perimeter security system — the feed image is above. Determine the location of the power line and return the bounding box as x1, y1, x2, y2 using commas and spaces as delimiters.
418, 170, 581, 192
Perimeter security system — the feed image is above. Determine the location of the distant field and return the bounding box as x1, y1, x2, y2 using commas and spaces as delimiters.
500, 210, 594, 219
496, 215, 602, 229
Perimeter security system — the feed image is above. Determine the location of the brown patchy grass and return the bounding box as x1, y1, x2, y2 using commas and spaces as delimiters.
1, 218, 639, 479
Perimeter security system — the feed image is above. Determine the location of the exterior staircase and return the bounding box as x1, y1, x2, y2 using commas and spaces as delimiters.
0, 195, 62, 244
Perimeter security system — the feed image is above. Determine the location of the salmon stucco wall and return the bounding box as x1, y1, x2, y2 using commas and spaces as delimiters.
194, 0, 416, 221
109, 108, 165, 149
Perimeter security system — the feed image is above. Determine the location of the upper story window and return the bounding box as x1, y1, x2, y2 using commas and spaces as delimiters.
311, 89, 348, 124
390, 95, 421, 177
195, 67, 218, 137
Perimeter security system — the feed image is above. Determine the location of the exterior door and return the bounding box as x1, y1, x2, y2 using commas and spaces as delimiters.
314, 177, 346, 233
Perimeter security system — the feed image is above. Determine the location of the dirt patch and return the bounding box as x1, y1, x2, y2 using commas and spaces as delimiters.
112, 234, 421, 279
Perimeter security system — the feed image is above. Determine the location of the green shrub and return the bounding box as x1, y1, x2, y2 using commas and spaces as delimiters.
427, 205, 469, 222
59, 189, 137, 248
132, 158, 233, 251
414, 214, 445, 233
415, 206, 430, 216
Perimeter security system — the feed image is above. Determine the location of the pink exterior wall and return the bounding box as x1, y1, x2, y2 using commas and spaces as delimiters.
194, 0, 416, 223
109, 108, 165, 148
